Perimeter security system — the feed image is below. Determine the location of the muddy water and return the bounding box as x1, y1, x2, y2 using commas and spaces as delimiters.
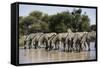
19, 42, 96, 64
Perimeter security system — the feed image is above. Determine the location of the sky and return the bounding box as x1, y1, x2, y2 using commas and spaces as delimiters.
19, 4, 96, 25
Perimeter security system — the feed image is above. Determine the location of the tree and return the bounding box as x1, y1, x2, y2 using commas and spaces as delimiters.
19, 16, 36, 35
29, 23, 41, 33
40, 22, 49, 32
71, 9, 82, 32
29, 11, 43, 20
19, 9, 91, 35
61, 11, 73, 30
80, 15, 90, 31
90, 24, 96, 31
42, 14, 50, 23
55, 23, 67, 33
19, 16, 23, 21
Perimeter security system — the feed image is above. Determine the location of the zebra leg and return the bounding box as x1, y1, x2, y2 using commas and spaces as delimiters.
29, 43, 32, 49
87, 42, 90, 51
54, 44, 57, 50
48, 42, 52, 51
68, 43, 72, 52
73, 43, 77, 51
24, 41, 27, 49
79, 44, 81, 52
29, 45, 31, 49
77, 42, 82, 52
81, 42, 86, 51
34, 43, 37, 49
24, 44, 27, 49
45, 42, 49, 51
71, 42, 74, 52
24, 43, 29, 49
75, 43, 78, 52
45, 45, 48, 50
65, 44, 68, 52
49, 43, 52, 50
55, 44, 58, 50
38, 41, 41, 48
68, 40, 70, 52
63, 43, 66, 51
67, 44, 70, 52
76, 42, 80, 52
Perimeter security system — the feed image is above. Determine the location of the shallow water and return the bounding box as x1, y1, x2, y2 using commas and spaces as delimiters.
19, 42, 96, 64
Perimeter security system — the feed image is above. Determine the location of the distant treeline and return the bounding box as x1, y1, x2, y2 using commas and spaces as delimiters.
19, 9, 96, 36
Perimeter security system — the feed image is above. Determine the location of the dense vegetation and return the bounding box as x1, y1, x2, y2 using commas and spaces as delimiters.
19, 9, 96, 37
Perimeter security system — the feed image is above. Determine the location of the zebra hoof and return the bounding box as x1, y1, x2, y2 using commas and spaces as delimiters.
24, 47, 26, 49
29, 47, 31, 49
